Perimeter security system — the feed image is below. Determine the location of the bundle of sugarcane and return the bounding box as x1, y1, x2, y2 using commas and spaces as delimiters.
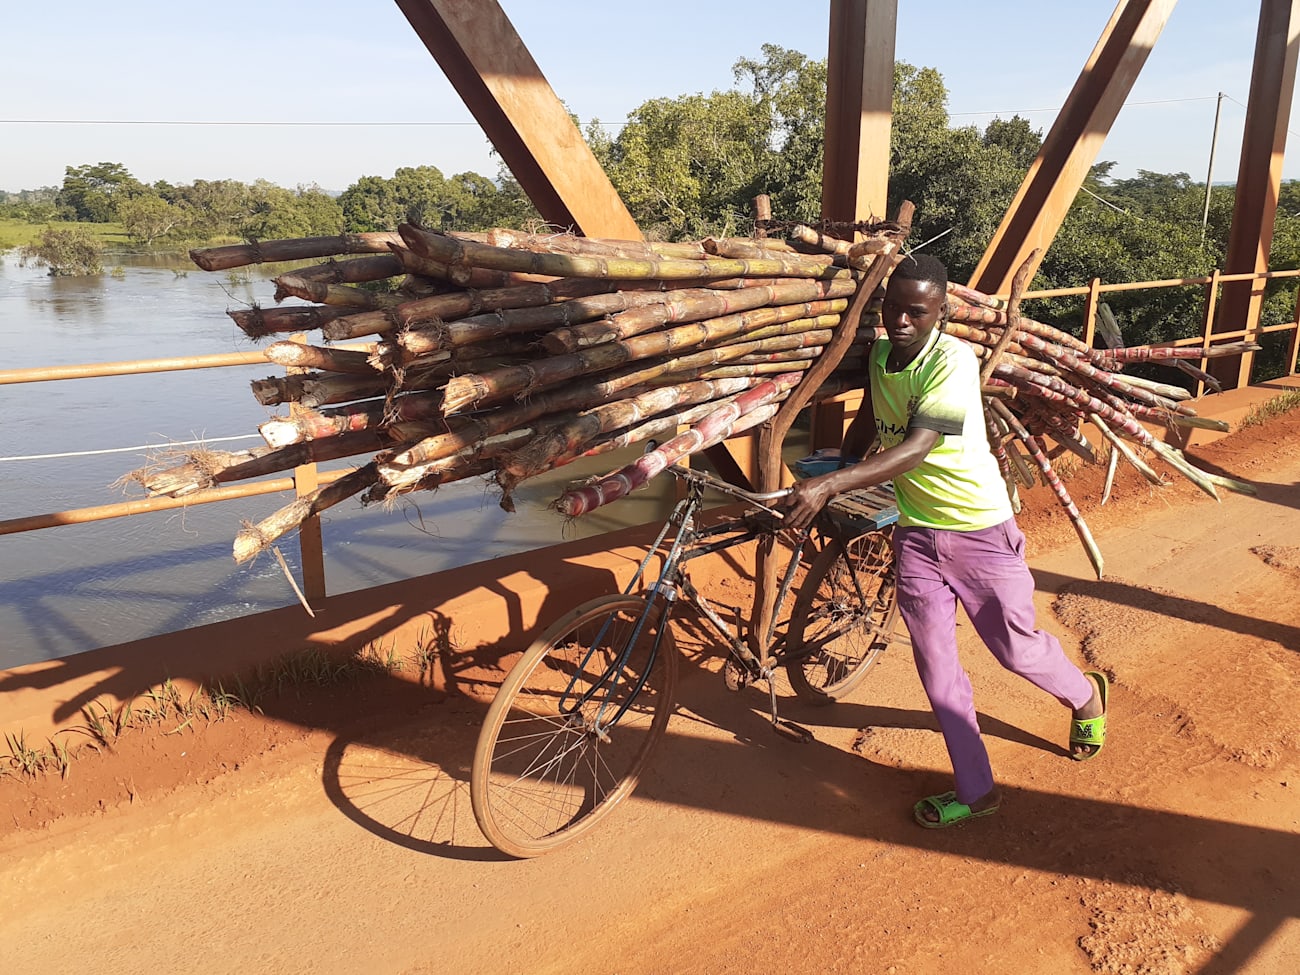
554, 243, 1257, 580
126, 218, 907, 564
131, 213, 1253, 579
936, 264, 1257, 578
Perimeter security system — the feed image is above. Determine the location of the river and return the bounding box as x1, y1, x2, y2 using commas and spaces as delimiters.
0, 251, 687, 669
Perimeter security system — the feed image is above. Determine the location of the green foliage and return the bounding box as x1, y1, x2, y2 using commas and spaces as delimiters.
118, 193, 187, 246
18, 225, 104, 275
336, 164, 537, 234
56, 161, 141, 222
241, 181, 344, 240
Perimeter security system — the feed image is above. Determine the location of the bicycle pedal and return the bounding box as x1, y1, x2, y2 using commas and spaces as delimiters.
773, 718, 815, 743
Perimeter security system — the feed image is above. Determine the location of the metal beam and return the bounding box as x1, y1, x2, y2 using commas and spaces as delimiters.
969, 0, 1176, 295
1212, 0, 1300, 388
810, 1, 896, 485
822, 0, 897, 224
393, 0, 642, 240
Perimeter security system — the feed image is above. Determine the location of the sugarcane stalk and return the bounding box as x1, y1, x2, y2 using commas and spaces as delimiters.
1163, 450, 1258, 495
982, 403, 1023, 509
946, 282, 1007, 311
397, 286, 736, 358
499, 376, 759, 483
479, 229, 708, 261
576, 393, 751, 461
1173, 359, 1223, 393
391, 245, 556, 289
703, 237, 825, 262
400, 223, 854, 283
947, 303, 1117, 367
264, 341, 379, 375
555, 375, 802, 517
286, 254, 405, 285
216, 431, 394, 485
1025, 404, 1098, 464
252, 373, 388, 408
319, 276, 622, 342
1001, 366, 1217, 498
378, 428, 538, 494
1116, 373, 1193, 401
787, 225, 853, 255
131, 446, 276, 497
1105, 341, 1261, 362
273, 275, 400, 310
1100, 445, 1120, 505
228, 304, 356, 340
441, 303, 849, 415
988, 398, 1104, 579
373, 334, 536, 372
259, 391, 444, 448
545, 277, 857, 354
190, 232, 403, 272
232, 464, 379, 564
1087, 412, 1165, 486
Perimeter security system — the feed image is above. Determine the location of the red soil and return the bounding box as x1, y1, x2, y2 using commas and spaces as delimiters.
2, 407, 1299, 975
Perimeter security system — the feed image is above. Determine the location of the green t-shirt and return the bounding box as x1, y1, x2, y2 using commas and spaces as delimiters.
869, 329, 1012, 531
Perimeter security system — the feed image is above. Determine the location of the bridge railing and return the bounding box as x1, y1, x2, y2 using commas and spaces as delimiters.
3, 265, 1299, 606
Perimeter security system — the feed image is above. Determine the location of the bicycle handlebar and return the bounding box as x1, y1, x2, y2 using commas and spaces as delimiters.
665, 464, 793, 506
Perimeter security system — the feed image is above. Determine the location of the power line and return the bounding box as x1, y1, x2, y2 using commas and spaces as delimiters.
0, 118, 627, 129
0, 433, 264, 464
0, 95, 1234, 128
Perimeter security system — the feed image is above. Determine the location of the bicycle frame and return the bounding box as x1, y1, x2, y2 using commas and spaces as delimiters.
558, 464, 876, 738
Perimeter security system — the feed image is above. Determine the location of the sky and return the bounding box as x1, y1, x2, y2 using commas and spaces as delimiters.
0, 1, 1288, 195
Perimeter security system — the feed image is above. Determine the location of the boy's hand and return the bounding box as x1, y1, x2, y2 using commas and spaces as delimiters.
783, 475, 837, 533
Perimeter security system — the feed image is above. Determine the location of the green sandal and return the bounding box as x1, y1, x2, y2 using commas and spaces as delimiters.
1070, 670, 1109, 761
913, 791, 1000, 829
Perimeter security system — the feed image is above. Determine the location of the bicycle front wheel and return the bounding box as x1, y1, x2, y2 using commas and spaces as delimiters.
471, 594, 677, 858
785, 530, 898, 704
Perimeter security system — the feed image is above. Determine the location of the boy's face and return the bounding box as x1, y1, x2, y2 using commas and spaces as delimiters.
881, 277, 947, 356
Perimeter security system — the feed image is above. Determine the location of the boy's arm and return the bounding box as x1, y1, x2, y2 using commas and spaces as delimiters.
783, 426, 939, 533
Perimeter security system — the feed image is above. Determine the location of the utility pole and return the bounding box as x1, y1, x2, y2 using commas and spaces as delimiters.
1202, 91, 1225, 241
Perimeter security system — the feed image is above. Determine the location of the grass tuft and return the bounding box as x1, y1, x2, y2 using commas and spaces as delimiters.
1239, 389, 1300, 429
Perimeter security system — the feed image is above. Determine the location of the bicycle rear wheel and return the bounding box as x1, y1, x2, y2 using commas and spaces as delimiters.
785, 529, 898, 704
471, 594, 677, 858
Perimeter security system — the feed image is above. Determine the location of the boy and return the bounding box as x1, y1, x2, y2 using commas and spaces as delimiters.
783, 254, 1107, 828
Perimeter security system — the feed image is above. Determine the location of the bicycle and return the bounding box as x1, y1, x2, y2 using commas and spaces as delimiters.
470, 462, 900, 858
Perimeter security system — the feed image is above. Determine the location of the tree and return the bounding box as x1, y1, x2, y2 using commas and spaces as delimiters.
982, 115, 1042, 171
339, 166, 452, 233
118, 194, 187, 246
241, 182, 344, 240
595, 89, 769, 240
170, 179, 256, 239
19, 226, 104, 275
56, 162, 141, 222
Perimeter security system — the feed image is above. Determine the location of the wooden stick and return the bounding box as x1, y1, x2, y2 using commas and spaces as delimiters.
190, 232, 402, 272
233, 464, 380, 563
980, 249, 1039, 384
400, 223, 854, 283
264, 341, 379, 375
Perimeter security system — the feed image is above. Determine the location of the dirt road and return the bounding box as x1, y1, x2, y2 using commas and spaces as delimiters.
2, 411, 1299, 975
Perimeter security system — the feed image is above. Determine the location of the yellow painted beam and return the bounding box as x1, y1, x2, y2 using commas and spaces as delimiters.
394, 0, 642, 240
969, 0, 1176, 295
1212, 0, 1300, 388
822, 0, 897, 225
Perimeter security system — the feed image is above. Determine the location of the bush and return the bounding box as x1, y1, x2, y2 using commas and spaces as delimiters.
18, 226, 104, 276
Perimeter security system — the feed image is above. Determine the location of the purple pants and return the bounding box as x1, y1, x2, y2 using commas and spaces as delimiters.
893, 518, 1093, 803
